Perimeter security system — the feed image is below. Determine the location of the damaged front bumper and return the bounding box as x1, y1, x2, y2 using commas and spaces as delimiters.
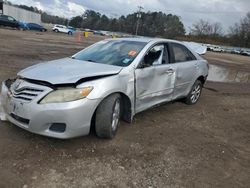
0, 80, 100, 139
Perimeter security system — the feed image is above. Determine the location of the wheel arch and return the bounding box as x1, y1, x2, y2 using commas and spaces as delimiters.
90, 92, 133, 131
197, 75, 206, 85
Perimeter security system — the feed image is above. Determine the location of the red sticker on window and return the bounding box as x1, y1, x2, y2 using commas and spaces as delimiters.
128, 50, 137, 57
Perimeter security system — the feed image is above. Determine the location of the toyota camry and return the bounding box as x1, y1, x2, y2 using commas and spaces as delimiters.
0, 38, 208, 139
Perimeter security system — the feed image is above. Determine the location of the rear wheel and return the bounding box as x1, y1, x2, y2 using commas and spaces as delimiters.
54, 29, 59, 32
68, 31, 72, 35
184, 80, 202, 105
95, 94, 121, 139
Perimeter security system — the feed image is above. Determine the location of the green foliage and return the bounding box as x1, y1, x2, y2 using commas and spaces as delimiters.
69, 10, 185, 38
41, 12, 68, 25
9, 0, 185, 38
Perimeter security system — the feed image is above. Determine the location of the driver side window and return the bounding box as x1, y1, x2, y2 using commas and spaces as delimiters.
143, 44, 166, 67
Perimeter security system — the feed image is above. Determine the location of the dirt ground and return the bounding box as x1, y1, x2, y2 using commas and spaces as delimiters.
0, 28, 250, 188
204, 51, 250, 72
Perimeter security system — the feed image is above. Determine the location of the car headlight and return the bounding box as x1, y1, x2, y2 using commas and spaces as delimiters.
39, 87, 93, 104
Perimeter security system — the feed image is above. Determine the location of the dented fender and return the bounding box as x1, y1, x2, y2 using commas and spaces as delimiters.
77, 68, 136, 116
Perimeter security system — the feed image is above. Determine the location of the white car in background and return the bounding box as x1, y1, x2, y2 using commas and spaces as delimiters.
52, 25, 73, 35
211, 46, 224, 53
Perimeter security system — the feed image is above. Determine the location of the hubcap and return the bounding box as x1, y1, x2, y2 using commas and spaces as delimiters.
111, 100, 120, 131
190, 84, 201, 103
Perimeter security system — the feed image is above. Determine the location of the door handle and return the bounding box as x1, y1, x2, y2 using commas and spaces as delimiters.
165, 69, 174, 75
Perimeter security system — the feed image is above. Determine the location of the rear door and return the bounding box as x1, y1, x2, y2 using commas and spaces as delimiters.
61, 26, 68, 33
33, 23, 41, 31
169, 42, 198, 99
135, 43, 176, 113
28, 23, 35, 30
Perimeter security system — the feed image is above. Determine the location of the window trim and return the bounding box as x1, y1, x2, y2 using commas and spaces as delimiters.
169, 42, 197, 64
137, 42, 171, 69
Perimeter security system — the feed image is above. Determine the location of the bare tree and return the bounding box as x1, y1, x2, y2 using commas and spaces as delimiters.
190, 19, 212, 36
212, 22, 223, 36
190, 19, 223, 36
229, 12, 250, 47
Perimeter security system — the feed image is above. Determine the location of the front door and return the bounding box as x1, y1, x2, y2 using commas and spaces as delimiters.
135, 43, 176, 113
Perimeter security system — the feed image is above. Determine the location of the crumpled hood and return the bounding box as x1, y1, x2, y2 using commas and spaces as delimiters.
18, 58, 122, 85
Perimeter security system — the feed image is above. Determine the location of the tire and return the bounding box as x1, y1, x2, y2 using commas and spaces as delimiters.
55, 29, 59, 32
95, 94, 121, 139
68, 31, 72, 35
184, 80, 203, 105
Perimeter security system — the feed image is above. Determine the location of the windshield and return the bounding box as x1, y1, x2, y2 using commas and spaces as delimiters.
72, 40, 147, 67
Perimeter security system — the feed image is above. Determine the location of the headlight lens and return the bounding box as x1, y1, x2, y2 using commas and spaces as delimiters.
39, 87, 93, 104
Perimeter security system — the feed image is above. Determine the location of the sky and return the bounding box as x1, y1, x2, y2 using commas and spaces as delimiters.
8, 0, 250, 33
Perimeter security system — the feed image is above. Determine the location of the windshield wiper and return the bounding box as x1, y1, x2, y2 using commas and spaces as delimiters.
86, 59, 96, 63
70, 57, 96, 63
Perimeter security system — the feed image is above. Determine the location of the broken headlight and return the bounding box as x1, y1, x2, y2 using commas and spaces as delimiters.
39, 87, 93, 104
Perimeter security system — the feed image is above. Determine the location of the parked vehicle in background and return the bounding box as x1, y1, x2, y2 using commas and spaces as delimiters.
0, 38, 208, 139
27, 23, 47, 32
211, 46, 224, 53
52, 25, 73, 35
241, 50, 250, 56
0, 14, 19, 29
68, 26, 76, 31
93, 30, 105, 36
231, 49, 241, 55
18, 21, 29, 30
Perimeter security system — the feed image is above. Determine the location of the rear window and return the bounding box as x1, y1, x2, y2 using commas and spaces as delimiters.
172, 43, 196, 63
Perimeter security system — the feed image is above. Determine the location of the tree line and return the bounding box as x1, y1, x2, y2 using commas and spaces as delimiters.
186, 13, 250, 48
70, 10, 250, 48
69, 10, 185, 38
5, 1, 250, 48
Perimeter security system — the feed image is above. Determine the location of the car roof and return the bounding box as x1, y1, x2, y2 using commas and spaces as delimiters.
107, 37, 183, 44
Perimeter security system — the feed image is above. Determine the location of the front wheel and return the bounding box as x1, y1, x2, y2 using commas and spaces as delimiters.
95, 94, 121, 139
184, 80, 203, 105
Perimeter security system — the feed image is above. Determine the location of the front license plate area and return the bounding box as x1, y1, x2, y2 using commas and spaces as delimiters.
7, 98, 24, 118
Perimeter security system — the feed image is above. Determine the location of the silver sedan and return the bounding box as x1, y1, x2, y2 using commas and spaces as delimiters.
0, 38, 208, 139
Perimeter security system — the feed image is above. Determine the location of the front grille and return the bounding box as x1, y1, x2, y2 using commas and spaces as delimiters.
10, 79, 45, 102
11, 87, 44, 102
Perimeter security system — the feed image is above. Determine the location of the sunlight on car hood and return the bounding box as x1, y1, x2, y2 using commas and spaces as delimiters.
18, 58, 123, 85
